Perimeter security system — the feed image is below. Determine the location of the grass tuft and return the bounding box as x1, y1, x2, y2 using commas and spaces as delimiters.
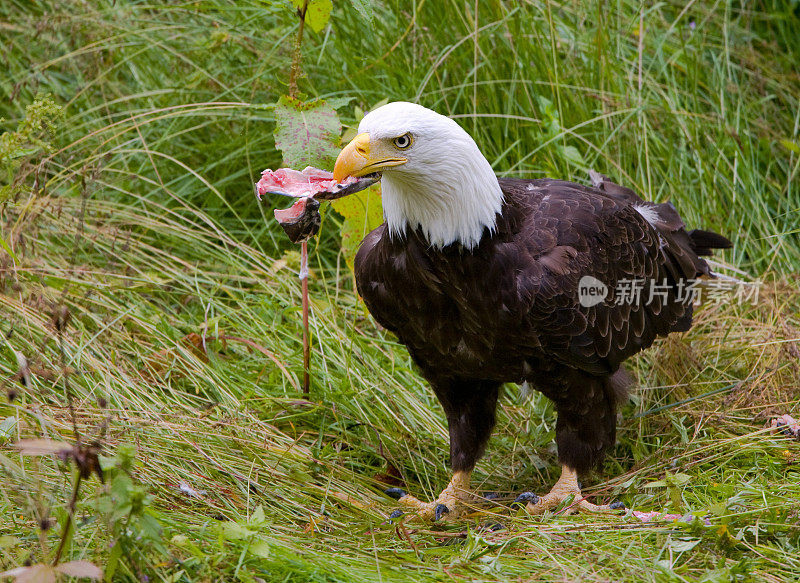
1, 0, 799, 581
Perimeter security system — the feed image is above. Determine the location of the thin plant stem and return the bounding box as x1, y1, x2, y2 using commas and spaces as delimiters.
58, 329, 80, 444
52, 474, 82, 566
289, 0, 312, 395
288, 0, 309, 98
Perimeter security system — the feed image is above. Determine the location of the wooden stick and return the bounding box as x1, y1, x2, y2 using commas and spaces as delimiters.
301, 240, 310, 394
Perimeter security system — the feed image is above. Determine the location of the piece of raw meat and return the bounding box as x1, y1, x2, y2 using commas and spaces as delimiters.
273, 197, 322, 244
256, 166, 379, 243
256, 166, 377, 201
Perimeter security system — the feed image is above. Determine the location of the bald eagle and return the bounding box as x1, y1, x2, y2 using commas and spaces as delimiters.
332, 102, 731, 520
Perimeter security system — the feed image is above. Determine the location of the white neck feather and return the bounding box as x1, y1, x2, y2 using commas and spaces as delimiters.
382, 164, 503, 249
382, 142, 503, 249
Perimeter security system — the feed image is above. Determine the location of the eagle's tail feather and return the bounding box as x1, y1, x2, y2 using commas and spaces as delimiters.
670, 308, 694, 333
687, 229, 733, 256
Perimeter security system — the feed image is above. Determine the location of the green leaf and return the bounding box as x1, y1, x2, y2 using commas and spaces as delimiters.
249, 539, 272, 558
709, 502, 728, 516
220, 521, 256, 540
668, 473, 692, 486
349, 0, 374, 23
371, 97, 389, 110
0, 453, 23, 476
562, 145, 586, 167
326, 96, 355, 110
341, 127, 359, 144
105, 541, 123, 580
0, 234, 20, 264
0, 417, 17, 443
250, 505, 267, 527
330, 184, 383, 272
779, 139, 799, 154
273, 96, 341, 169
305, 0, 332, 33
667, 537, 700, 553
139, 512, 163, 541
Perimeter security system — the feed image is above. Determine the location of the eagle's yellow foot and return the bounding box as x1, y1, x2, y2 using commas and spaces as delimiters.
385, 471, 472, 521
515, 465, 625, 516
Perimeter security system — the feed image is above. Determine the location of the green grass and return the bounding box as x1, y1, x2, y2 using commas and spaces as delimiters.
1, 0, 799, 581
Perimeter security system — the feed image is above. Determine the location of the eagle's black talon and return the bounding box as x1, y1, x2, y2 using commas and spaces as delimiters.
513, 492, 539, 507
434, 504, 450, 521
483, 522, 505, 532
609, 500, 626, 510
384, 487, 406, 500
389, 509, 404, 520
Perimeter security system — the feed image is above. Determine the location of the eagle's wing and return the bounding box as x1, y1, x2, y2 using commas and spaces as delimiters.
498, 177, 728, 376
353, 177, 730, 379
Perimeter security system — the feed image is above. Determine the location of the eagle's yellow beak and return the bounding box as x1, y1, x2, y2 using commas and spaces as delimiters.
333, 132, 407, 183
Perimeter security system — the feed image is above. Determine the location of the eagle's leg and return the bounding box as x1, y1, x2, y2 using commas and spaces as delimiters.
516, 370, 628, 515
386, 379, 500, 521
517, 465, 624, 515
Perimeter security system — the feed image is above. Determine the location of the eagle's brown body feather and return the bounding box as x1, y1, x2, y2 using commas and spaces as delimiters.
355, 176, 730, 475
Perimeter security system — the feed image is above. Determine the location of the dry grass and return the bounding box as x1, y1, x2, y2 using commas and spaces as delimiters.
1, 0, 799, 581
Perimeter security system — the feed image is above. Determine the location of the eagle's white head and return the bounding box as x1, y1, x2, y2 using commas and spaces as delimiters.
333, 102, 503, 249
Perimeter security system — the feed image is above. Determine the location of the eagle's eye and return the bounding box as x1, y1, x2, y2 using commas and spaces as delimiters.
393, 133, 413, 150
